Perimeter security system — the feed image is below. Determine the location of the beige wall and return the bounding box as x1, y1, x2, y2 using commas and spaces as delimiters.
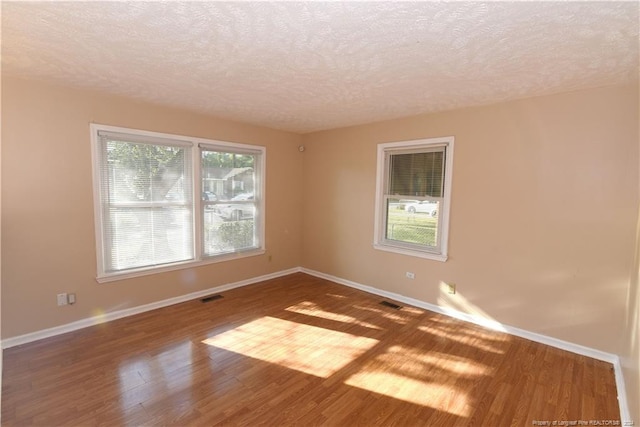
1, 77, 304, 338
301, 84, 639, 356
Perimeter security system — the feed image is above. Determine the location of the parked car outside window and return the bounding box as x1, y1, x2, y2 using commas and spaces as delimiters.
404, 200, 438, 217
202, 191, 217, 201
215, 193, 254, 221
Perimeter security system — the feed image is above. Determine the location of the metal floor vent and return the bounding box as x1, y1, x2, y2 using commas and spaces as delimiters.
201, 294, 223, 303
379, 300, 401, 310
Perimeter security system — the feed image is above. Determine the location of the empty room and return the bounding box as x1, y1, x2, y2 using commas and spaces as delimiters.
1, 1, 639, 426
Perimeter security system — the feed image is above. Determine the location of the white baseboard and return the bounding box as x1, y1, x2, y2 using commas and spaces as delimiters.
1, 267, 301, 349
612, 358, 631, 423
300, 267, 631, 423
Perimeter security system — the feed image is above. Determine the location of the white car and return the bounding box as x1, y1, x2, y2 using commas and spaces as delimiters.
216, 193, 254, 221
404, 200, 438, 217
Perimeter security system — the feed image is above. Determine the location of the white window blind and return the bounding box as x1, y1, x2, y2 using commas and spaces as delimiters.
96, 131, 194, 273
389, 148, 445, 198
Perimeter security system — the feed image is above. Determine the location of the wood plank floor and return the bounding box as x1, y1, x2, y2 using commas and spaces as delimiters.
2, 273, 621, 426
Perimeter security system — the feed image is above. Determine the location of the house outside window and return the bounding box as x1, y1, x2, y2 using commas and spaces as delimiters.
91, 124, 265, 282
374, 137, 454, 261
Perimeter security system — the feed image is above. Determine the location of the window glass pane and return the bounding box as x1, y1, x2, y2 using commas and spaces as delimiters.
389, 151, 444, 197
201, 151, 255, 201
203, 209, 256, 256
105, 141, 190, 203
385, 198, 439, 247
201, 149, 259, 256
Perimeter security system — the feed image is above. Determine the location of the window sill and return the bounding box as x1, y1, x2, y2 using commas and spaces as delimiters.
96, 248, 266, 283
373, 243, 448, 262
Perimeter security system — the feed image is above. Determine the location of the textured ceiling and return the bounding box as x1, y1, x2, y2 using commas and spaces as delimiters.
2, 1, 638, 134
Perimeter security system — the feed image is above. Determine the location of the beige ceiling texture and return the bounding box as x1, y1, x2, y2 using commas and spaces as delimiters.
2, 1, 638, 133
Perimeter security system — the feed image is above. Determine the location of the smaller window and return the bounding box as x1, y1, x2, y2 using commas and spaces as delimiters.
374, 137, 454, 261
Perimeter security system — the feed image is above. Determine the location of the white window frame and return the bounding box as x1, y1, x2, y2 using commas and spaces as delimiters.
90, 123, 266, 283
373, 136, 454, 261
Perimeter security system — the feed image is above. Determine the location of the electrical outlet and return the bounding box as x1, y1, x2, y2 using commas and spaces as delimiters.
406, 272, 415, 279
447, 283, 456, 295
57, 293, 68, 306
68, 293, 76, 305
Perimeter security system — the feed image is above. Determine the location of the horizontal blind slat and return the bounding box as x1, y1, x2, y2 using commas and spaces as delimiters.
99, 130, 193, 148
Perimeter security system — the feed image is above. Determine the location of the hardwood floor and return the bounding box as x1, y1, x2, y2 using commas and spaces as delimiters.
2, 273, 620, 426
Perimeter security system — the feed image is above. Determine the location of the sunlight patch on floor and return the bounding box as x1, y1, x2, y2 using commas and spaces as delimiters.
202, 316, 379, 377
286, 301, 383, 330
417, 324, 508, 354
352, 304, 410, 324
344, 345, 474, 416
438, 281, 507, 332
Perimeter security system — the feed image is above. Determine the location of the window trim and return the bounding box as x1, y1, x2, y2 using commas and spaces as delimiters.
90, 123, 266, 283
373, 136, 454, 262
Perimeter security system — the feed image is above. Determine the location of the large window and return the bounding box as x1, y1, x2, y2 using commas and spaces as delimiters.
91, 124, 265, 282
374, 137, 454, 261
